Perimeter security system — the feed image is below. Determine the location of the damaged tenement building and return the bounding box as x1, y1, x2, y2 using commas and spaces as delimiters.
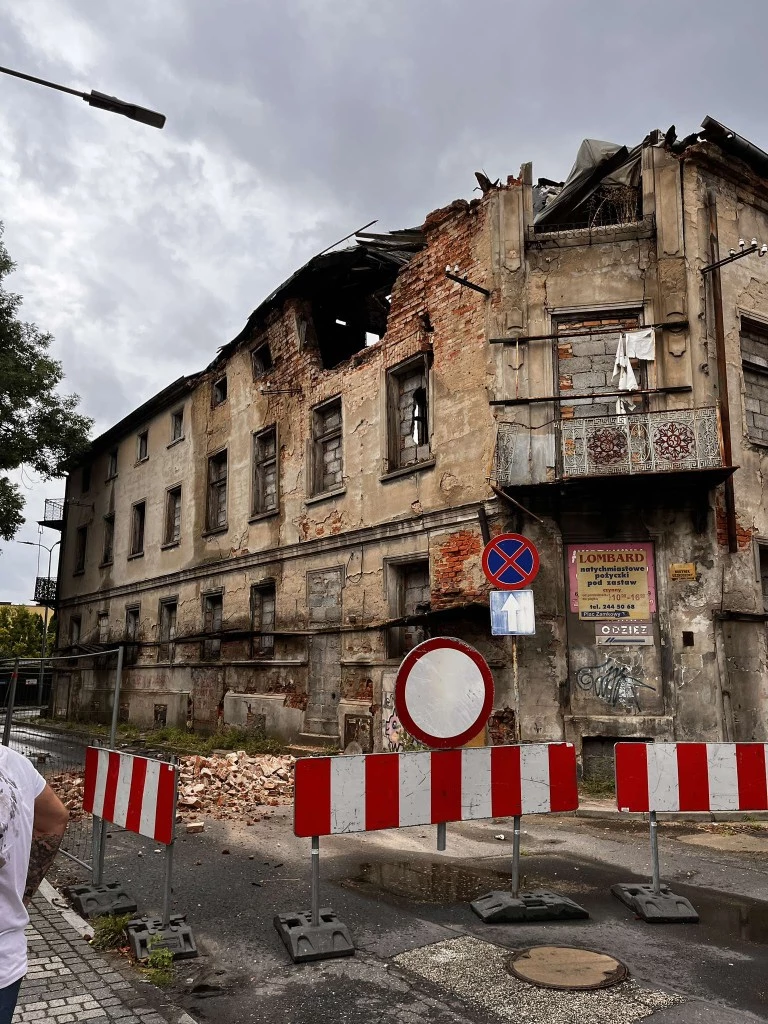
51, 116, 768, 772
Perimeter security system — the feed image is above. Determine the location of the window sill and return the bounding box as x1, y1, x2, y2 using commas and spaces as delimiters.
135, 458, 149, 466
380, 458, 435, 483
202, 525, 228, 537
127, 551, 144, 561
306, 486, 346, 507
161, 540, 180, 550
105, 474, 118, 482
249, 509, 279, 524
167, 436, 185, 449
98, 561, 113, 569
72, 569, 85, 577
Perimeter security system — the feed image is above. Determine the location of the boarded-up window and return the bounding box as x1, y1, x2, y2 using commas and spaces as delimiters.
252, 427, 278, 515
388, 560, 430, 657
165, 486, 182, 544
741, 318, 768, 445
556, 312, 643, 419
102, 515, 114, 565
158, 600, 177, 663
74, 526, 87, 573
387, 356, 430, 470
125, 605, 140, 665
130, 501, 146, 555
203, 592, 223, 660
311, 398, 343, 495
69, 616, 81, 647
251, 583, 276, 658
206, 451, 228, 530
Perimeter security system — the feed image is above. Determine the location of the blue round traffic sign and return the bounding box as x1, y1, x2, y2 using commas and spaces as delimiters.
482, 534, 540, 590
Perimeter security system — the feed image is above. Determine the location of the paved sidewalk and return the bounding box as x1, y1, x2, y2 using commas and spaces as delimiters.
12, 883, 195, 1024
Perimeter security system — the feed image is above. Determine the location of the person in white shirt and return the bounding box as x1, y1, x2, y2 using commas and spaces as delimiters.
0, 746, 68, 1024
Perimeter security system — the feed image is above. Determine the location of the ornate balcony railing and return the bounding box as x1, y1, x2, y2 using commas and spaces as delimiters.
34, 577, 57, 605
40, 499, 65, 529
561, 406, 722, 478
495, 407, 723, 485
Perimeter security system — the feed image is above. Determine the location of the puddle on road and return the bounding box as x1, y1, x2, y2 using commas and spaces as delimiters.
688, 889, 768, 945
344, 861, 513, 903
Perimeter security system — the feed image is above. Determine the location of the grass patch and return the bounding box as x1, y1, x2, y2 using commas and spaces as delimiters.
142, 939, 174, 986
90, 913, 131, 951
579, 775, 616, 799
147, 726, 286, 758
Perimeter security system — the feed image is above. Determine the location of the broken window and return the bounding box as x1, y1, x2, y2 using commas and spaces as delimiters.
81, 464, 91, 494
387, 355, 431, 471
206, 451, 228, 530
130, 501, 146, 556
170, 408, 184, 442
212, 375, 227, 407
740, 318, 768, 446
137, 429, 149, 462
74, 526, 87, 574
164, 486, 182, 544
125, 605, 140, 665
107, 448, 118, 480
251, 343, 273, 378
252, 427, 278, 516
98, 612, 109, 644
311, 398, 343, 495
388, 560, 430, 657
158, 600, 177, 663
102, 514, 115, 565
202, 592, 223, 660
250, 583, 275, 659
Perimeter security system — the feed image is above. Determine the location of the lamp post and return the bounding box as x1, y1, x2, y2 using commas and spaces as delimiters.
19, 538, 60, 708
0, 64, 165, 129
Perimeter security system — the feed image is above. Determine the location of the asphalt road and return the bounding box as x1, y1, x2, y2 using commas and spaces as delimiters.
53, 804, 768, 1024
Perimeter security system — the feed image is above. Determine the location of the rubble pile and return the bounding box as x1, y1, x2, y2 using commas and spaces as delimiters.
177, 751, 295, 822
49, 770, 87, 821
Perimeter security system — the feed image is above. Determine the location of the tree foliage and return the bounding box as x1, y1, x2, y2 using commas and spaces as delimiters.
0, 225, 92, 540
0, 605, 51, 660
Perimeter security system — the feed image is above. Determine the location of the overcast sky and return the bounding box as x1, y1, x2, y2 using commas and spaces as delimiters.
2, 0, 768, 602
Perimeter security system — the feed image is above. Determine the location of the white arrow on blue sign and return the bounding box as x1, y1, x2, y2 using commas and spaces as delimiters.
490, 589, 536, 636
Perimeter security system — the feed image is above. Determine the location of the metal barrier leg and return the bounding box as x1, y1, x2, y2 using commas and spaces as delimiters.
511, 815, 521, 898
649, 811, 661, 896
311, 835, 320, 928
162, 841, 174, 930
91, 815, 102, 885
436, 822, 446, 852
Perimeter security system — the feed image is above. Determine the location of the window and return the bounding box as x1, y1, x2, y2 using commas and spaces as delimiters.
250, 583, 275, 659
252, 427, 278, 516
158, 600, 177, 663
102, 514, 115, 565
98, 612, 109, 644
137, 429, 149, 462
311, 398, 343, 495
74, 526, 87, 574
388, 560, 430, 657
741, 318, 768, 445
212, 375, 227, 406
387, 356, 431, 471
251, 343, 273, 378
125, 605, 140, 665
170, 408, 184, 442
130, 501, 146, 556
164, 486, 182, 545
69, 616, 81, 647
107, 449, 118, 479
202, 593, 223, 660
81, 464, 91, 494
206, 451, 228, 531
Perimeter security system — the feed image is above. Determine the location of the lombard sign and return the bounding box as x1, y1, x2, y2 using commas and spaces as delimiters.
567, 543, 657, 621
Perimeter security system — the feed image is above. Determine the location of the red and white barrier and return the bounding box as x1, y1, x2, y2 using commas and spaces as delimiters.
83, 747, 178, 845
615, 742, 768, 813
294, 743, 577, 838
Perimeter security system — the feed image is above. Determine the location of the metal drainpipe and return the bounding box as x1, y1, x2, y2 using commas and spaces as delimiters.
706, 189, 738, 553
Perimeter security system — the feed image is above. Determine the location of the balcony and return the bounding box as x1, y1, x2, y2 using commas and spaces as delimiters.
34, 577, 57, 606
38, 499, 65, 530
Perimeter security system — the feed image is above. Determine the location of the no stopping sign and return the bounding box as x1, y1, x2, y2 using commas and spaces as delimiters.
394, 637, 494, 748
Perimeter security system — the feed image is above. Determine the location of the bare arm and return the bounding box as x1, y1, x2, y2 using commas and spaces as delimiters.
24, 784, 69, 904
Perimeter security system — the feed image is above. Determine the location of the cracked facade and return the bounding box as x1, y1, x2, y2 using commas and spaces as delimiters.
51, 117, 768, 765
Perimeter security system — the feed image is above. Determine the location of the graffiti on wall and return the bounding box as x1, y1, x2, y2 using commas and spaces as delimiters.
574, 657, 655, 713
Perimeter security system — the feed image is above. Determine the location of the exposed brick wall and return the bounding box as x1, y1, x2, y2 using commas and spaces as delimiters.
557, 314, 641, 419
716, 501, 754, 549
432, 529, 485, 610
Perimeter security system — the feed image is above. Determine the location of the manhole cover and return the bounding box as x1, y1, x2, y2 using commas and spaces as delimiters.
507, 945, 628, 991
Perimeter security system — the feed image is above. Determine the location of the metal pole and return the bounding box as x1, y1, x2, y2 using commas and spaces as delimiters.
649, 810, 661, 895
109, 645, 124, 748
436, 822, 447, 852
511, 815, 521, 898
91, 814, 102, 885
38, 602, 49, 709
2, 658, 19, 746
162, 757, 179, 929
311, 836, 321, 928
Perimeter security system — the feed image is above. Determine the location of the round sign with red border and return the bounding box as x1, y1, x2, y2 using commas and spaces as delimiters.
394, 637, 494, 749
482, 533, 540, 591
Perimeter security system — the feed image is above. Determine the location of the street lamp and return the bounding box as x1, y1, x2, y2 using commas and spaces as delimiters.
18, 538, 60, 707
0, 64, 165, 129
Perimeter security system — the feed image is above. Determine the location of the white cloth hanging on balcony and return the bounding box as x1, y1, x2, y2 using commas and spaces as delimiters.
624, 327, 655, 361
612, 333, 639, 392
